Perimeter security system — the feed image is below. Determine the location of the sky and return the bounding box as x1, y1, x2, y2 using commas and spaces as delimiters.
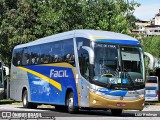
133, 0, 160, 21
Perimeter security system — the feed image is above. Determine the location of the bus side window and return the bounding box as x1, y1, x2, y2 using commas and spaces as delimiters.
63, 39, 75, 66
76, 37, 90, 80
29, 45, 41, 65
41, 43, 52, 64
51, 41, 63, 63
13, 49, 23, 66
12, 50, 17, 66
22, 47, 30, 65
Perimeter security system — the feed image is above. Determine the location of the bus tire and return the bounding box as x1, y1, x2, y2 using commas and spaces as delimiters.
111, 109, 122, 116
55, 105, 67, 112
22, 90, 37, 109
66, 92, 78, 114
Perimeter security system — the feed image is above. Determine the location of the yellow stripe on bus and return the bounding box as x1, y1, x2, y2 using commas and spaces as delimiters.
18, 67, 62, 91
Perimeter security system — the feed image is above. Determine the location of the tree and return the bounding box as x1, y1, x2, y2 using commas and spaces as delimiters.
0, 0, 140, 66
142, 36, 160, 58
142, 36, 160, 75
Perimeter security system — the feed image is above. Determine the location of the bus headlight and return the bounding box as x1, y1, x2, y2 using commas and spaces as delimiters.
89, 88, 105, 96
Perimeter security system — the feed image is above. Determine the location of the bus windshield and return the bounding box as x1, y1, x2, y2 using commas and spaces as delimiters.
93, 42, 144, 90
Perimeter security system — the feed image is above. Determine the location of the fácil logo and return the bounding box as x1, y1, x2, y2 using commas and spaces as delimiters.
50, 69, 69, 78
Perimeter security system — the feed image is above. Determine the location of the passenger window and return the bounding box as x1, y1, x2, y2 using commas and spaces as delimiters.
40, 43, 53, 64
29, 46, 41, 65
22, 47, 30, 65
63, 39, 75, 66
12, 48, 23, 66
76, 38, 90, 80
12, 50, 17, 66
51, 41, 63, 63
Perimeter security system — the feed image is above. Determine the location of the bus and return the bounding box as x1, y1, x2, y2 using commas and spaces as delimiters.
145, 76, 159, 101
0, 60, 9, 99
0, 61, 4, 99
10, 30, 145, 115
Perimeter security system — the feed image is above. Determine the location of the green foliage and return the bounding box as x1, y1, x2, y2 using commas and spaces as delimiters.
0, 0, 139, 65
141, 36, 160, 74
142, 36, 160, 58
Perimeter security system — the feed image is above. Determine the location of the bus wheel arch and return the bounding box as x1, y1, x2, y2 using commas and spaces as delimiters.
65, 88, 79, 113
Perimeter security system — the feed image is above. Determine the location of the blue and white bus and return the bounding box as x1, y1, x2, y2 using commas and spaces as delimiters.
145, 76, 159, 101
10, 30, 145, 115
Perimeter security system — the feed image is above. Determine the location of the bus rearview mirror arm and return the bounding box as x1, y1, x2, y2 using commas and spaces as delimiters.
144, 52, 155, 70
82, 46, 94, 64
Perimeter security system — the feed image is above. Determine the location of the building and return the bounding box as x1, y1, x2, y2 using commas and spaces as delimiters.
132, 20, 150, 35
155, 9, 160, 25
145, 25, 160, 36
132, 9, 160, 36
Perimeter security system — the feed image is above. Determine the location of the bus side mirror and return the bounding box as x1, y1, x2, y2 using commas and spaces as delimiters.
82, 46, 94, 64
3, 66, 9, 76
144, 52, 155, 70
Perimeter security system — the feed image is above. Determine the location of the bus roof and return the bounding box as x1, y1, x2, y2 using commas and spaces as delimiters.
14, 29, 139, 49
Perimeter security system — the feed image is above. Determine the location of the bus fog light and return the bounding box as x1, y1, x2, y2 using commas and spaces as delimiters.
93, 100, 97, 104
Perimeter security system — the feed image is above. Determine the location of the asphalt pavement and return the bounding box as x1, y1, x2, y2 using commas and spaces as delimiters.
0, 104, 160, 120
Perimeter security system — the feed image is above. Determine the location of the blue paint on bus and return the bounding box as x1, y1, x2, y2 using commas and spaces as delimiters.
96, 39, 141, 46
25, 65, 78, 106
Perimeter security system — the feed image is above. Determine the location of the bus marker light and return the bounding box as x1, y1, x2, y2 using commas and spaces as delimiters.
93, 100, 96, 104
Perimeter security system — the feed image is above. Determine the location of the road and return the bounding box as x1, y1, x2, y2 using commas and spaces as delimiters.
0, 104, 160, 120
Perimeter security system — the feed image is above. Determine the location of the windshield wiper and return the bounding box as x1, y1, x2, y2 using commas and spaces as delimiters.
106, 82, 112, 89
123, 70, 136, 89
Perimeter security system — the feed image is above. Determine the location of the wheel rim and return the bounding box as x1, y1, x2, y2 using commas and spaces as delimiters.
23, 94, 27, 106
68, 97, 73, 108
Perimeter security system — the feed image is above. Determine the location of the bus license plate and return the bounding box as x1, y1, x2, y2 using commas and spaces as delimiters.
116, 102, 126, 107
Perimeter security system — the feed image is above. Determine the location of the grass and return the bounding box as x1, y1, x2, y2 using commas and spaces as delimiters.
0, 99, 15, 104
0, 99, 23, 105
145, 101, 160, 105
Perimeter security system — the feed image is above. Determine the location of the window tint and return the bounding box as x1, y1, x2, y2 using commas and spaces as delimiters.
63, 39, 75, 66
76, 38, 90, 80
12, 38, 75, 66
12, 50, 17, 66
40, 43, 53, 64
29, 45, 41, 65
12, 48, 23, 66
22, 47, 30, 65
50, 41, 63, 63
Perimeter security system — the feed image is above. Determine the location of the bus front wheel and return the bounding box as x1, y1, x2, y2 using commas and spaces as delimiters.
22, 90, 37, 109
111, 109, 122, 116
66, 92, 78, 113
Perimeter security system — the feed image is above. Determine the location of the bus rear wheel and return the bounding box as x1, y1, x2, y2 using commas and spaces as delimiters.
111, 109, 122, 116
66, 92, 78, 114
22, 90, 37, 109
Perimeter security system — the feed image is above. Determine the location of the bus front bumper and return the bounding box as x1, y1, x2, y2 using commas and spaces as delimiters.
89, 92, 145, 110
